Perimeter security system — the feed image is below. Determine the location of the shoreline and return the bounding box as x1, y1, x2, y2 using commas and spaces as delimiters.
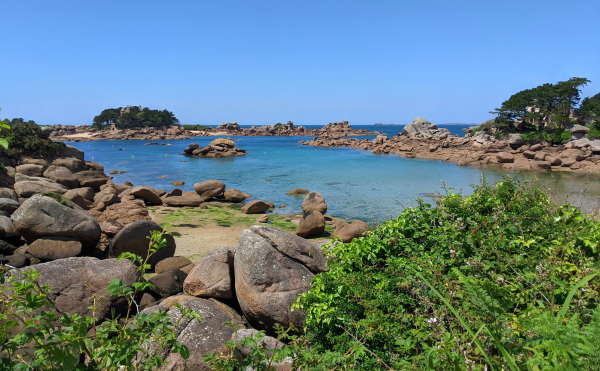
49, 126, 376, 142
300, 132, 600, 175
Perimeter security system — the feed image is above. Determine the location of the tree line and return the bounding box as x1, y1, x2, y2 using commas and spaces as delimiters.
492, 77, 600, 132
92, 106, 179, 130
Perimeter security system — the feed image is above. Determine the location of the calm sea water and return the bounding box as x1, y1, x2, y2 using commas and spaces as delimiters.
69, 125, 600, 221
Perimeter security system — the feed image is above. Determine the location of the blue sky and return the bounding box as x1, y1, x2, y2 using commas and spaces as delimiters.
1, 0, 599, 126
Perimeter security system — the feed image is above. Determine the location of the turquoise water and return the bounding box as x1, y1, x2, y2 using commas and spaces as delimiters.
69, 125, 600, 221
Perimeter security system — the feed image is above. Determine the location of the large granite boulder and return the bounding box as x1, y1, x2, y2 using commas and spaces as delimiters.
26, 236, 82, 260
163, 196, 204, 207
131, 186, 163, 205
296, 210, 326, 237
0, 174, 15, 189
43, 165, 79, 189
193, 180, 226, 201
96, 200, 151, 228
74, 170, 109, 190
16, 164, 44, 177
241, 200, 270, 214
0, 198, 20, 215
14, 178, 68, 198
333, 219, 369, 243
0, 188, 18, 201
63, 189, 90, 210
508, 134, 525, 147
149, 269, 187, 298
60, 145, 85, 161
301, 192, 327, 214
53, 157, 86, 173
235, 226, 327, 330
10, 257, 139, 322
155, 256, 193, 274
223, 189, 250, 202
0, 215, 20, 240
110, 220, 175, 268
140, 295, 243, 371
183, 246, 235, 299
495, 152, 515, 163
11, 193, 101, 252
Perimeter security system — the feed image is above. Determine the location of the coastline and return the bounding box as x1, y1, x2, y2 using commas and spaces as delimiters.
301, 132, 600, 174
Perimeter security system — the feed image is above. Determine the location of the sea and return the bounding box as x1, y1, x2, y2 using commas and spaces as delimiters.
68, 124, 600, 222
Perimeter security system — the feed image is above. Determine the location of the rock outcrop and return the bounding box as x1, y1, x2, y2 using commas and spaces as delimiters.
234, 226, 327, 330
11, 193, 101, 252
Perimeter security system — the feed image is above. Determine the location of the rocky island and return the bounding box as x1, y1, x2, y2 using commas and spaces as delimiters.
182, 138, 247, 158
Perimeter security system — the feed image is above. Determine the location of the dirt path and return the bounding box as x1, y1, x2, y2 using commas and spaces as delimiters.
149, 202, 334, 262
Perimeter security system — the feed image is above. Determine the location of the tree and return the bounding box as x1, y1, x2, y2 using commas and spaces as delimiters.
92, 108, 121, 129
579, 92, 600, 125
492, 77, 590, 131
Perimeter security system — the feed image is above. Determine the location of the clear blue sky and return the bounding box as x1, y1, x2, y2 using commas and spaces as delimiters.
1, 0, 599, 126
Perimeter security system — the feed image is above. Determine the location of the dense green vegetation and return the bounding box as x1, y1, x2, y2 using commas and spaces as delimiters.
181, 124, 212, 131
289, 176, 600, 370
0, 120, 64, 161
92, 106, 179, 130
492, 77, 591, 131
0, 229, 196, 370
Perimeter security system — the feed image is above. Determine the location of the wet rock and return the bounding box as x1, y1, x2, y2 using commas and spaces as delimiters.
530, 161, 552, 171
170, 180, 184, 186
286, 188, 309, 195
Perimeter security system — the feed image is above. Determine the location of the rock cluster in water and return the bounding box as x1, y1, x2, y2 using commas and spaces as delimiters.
182, 138, 247, 158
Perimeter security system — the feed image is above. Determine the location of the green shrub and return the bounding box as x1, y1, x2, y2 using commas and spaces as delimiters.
0, 121, 64, 159
586, 128, 600, 140
295, 176, 600, 370
181, 124, 212, 131
0, 229, 199, 370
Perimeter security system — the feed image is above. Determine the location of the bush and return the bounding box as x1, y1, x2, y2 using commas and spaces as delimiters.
0, 229, 199, 370
181, 124, 212, 131
0, 121, 64, 159
295, 176, 600, 369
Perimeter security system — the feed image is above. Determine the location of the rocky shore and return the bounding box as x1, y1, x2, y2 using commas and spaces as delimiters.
301, 117, 600, 174
49, 120, 375, 142
0, 138, 372, 369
